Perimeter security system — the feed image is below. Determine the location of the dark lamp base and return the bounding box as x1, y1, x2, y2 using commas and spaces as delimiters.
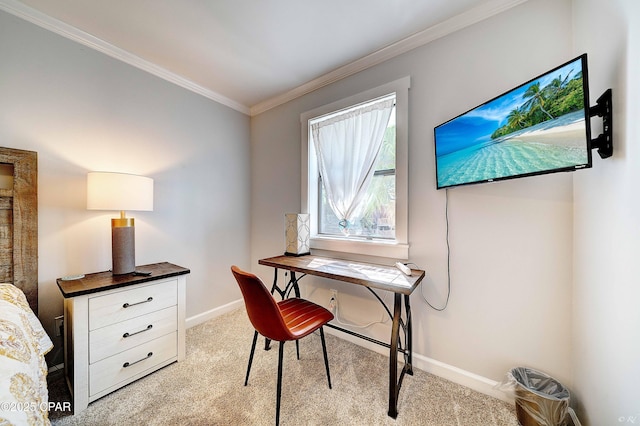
112, 223, 135, 275
284, 252, 311, 257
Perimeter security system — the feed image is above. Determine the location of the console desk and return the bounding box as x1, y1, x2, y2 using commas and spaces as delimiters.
258, 255, 425, 418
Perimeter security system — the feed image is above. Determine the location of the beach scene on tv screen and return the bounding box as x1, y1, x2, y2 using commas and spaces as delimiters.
435, 58, 589, 188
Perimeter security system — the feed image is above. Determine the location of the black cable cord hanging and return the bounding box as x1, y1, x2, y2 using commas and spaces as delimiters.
418, 188, 451, 311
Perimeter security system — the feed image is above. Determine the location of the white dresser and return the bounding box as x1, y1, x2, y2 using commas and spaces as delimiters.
57, 262, 189, 414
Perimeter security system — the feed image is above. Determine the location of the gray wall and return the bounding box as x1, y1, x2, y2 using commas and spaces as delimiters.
251, 0, 574, 390
0, 10, 250, 365
573, 0, 640, 424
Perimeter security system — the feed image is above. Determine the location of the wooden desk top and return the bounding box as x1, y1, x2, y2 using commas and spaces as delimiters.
56, 262, 190, 298
259, 255, 424, 295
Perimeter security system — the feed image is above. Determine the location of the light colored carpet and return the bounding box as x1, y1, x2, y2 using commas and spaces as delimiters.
51, 307, 518, 425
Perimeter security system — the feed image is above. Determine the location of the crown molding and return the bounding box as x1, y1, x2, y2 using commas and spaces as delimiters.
1, 0, 528, 117
0, 0, 251, 115
250, 0, 529, 116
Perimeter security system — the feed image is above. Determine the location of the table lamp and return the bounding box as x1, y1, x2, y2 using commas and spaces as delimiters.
87, 172, 154, 275
284, 213, 310, 256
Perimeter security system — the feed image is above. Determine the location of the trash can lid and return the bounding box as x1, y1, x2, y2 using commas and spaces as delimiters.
511, 367, 570, 400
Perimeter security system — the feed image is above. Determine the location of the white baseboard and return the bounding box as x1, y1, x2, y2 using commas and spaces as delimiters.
412, 353, 513, 403
185, 299, 244, 329
324, 326, 513, 404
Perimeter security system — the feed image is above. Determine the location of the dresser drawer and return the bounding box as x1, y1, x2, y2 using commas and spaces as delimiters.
89, 306, 178, 363
89, 279, 177, 330
89, 332, 177, 397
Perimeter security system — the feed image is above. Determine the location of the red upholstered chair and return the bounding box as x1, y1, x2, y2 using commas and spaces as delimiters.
231, 265, 334, 425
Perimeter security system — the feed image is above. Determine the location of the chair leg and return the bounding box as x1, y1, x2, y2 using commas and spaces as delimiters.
245, 330, 259, 386
319, 327, 332, 389
295, 340, 300, 360
276, 341, 285, 426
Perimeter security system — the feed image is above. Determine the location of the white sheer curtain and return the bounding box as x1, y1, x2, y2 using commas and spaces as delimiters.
311, 94, 394, 234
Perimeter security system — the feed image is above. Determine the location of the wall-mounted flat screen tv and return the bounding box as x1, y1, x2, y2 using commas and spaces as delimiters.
434, 54, 592, 189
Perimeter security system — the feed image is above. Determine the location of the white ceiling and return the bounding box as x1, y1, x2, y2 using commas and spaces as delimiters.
2, 0, 527, 115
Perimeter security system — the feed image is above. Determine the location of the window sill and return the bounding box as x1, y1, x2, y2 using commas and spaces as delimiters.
310, 236, 409, 260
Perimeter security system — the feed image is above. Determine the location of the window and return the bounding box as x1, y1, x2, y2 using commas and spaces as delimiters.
301, 77, 410, 259
314, 100, 396, 239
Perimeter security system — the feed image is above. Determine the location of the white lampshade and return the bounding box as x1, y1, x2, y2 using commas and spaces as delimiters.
86, 171, 153, 275
87, 172, 153, 212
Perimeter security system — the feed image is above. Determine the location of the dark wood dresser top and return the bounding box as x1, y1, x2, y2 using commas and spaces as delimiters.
56, 262, 190, 298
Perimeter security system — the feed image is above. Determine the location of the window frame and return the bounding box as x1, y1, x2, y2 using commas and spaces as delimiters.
300, 77, 410, 259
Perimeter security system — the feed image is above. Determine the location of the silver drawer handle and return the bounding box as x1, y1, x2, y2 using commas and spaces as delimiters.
123, 352, 153, 368
123, 324, 153, 338
123, 297, 153, 308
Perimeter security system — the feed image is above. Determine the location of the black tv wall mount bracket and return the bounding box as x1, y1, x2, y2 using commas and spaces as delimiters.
589, 88, 613, 159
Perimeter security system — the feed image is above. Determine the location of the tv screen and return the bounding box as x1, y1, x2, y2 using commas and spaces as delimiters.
434, 54, 592, 189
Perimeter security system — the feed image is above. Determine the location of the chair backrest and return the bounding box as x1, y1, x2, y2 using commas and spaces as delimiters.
231, 266, 293, 342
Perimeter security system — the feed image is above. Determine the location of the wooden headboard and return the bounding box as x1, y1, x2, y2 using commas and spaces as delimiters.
0, 148, 37, 312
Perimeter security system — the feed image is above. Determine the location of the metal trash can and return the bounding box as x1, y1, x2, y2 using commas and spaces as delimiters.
511, 367, 570, 426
